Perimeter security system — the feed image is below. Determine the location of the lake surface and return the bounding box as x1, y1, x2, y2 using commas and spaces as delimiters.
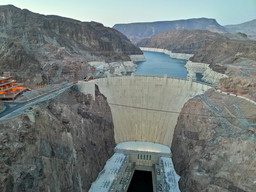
135, 51, 204, 82
135, 51, 188, 79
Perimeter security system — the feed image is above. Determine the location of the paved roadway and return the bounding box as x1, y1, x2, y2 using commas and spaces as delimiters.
0, 83, 73, 120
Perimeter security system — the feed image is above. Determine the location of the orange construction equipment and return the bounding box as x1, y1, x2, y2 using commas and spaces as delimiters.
0, 72, 30, 101
84, 73, 94, 82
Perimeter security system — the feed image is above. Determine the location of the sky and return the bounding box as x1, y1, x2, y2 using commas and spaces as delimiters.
0, 0, 256, 27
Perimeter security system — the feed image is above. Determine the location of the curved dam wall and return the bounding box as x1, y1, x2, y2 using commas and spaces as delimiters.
78, 76, 211, 147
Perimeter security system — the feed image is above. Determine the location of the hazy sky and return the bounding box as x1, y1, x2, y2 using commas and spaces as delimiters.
1, 0, 256, 27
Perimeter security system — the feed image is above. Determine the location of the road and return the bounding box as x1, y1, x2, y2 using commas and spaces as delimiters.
0, 83, 73, 120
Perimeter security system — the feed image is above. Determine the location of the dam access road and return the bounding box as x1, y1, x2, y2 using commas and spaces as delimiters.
0, 83, 73, 121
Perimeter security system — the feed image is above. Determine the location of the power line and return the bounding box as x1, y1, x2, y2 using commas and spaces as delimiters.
108, 102, 256, 121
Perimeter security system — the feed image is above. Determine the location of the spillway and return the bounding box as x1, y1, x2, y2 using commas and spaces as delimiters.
78, 75, 211, 147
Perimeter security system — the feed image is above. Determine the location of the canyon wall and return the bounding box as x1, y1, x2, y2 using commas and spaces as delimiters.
0, 86, 115, 192
172, 89, 256, 192
0, 5, 142, 87
88, 54, 146, 77
138, 30, 228, 54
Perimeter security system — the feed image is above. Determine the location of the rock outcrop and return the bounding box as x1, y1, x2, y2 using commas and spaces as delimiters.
190, 39, 256, 73
0, 85, 115, 192
0, 5, 142, 87
218, 69, 256, 101
88, 54, 146, 77
185, 61, 228, 85
113, 18, 226, 43
172, 89, 256, 192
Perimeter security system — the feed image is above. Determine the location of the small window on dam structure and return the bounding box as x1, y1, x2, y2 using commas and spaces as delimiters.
127, 170, 153, 192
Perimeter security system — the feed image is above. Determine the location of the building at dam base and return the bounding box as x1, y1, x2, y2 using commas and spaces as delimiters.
89, 142, 180, 192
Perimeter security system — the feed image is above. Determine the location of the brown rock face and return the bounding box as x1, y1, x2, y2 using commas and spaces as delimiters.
137, 30, 228, 54
0, 85, 115, 192
218, 77, 256, 101
172, 89, 256, 192
190, 39, 256, 73
217, 63, 256, 101
0, 5, 142, 87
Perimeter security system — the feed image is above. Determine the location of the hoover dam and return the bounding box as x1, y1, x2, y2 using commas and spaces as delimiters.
78, 75, 211, 147
78, 75, 212, 191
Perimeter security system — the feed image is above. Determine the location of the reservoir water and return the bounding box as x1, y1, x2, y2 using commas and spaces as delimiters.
135, 51, 188, 79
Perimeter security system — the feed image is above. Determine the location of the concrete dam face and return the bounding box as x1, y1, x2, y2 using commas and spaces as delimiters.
78, 76, 211, 147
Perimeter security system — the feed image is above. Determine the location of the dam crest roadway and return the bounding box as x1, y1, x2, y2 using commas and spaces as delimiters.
78, 75, 212, 192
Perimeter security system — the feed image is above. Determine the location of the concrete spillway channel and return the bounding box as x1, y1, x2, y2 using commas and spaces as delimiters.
78, 76, 211, 191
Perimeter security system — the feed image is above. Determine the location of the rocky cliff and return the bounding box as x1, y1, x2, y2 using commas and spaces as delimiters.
190, 39, 256, 73
0, 5, 142, 87
0, 85, 115, 192
218, 68, 256, 101
172, 89, 256, 192
113, 18, 226, 43
191, 38, 256, 100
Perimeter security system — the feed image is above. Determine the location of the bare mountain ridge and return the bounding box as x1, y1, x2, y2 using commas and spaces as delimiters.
225, 19, 256, 40
113, 18, 226, 43
0, 5, 142, 87
137, 30, 229, 54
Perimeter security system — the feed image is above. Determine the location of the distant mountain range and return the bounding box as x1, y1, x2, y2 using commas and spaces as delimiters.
225, 19, 256, 40
113, 18, 256, 43
113, 18, 226, 43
